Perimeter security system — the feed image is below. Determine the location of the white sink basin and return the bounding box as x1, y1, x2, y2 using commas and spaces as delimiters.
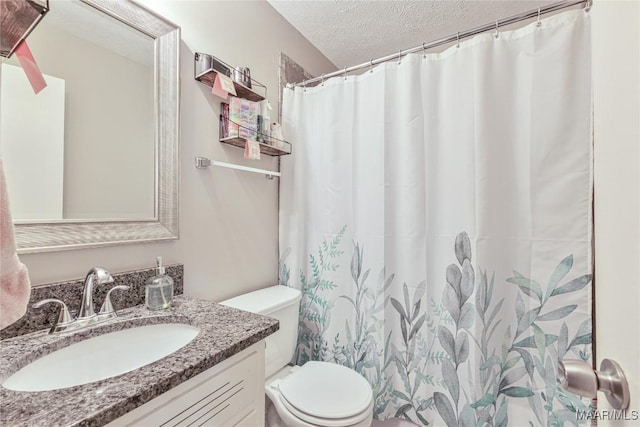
2, 323, 200, 392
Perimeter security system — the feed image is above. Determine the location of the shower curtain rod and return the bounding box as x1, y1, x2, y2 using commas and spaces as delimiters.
292, 0, 589, 88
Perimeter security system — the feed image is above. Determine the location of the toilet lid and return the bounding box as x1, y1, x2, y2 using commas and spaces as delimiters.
279, 394, 373, 427
278, 361, 373, 420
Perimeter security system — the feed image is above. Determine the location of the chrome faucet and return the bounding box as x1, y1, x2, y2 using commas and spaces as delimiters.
78, 267, 114, 319
33, 267, 129, 334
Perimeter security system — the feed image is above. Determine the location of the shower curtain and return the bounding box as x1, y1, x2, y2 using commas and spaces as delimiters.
280, 10, 592, 426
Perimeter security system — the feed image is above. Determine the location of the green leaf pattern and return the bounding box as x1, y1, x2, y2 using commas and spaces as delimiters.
281, 229, 592, 425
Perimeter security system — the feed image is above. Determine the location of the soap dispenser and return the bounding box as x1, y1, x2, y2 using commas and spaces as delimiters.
145, 256, 174, 310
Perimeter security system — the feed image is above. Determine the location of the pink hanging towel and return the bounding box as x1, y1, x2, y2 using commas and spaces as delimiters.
0, 158, 31, 329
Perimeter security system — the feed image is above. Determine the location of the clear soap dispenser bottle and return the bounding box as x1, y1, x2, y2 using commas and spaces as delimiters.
145, 256, 174, 310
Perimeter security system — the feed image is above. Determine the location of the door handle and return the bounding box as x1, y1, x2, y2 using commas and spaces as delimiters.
558, 358, 630, 410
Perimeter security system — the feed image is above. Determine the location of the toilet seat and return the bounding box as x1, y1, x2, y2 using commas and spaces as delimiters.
267, 361, 373, 427
278, 393, 373, 427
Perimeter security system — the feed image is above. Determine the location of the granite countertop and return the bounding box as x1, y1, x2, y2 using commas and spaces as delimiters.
0, 296, 279, 427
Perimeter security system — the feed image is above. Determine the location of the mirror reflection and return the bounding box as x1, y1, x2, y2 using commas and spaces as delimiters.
1, 0, 155, 221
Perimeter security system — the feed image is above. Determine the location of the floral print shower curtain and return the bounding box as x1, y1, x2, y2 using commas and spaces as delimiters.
280, 10, 592, 426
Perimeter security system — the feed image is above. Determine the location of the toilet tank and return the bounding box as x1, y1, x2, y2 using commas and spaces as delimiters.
220, 286, 301, 378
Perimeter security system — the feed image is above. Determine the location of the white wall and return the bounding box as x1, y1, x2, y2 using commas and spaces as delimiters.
19, 1, 336, 302
593, 0, 640, 420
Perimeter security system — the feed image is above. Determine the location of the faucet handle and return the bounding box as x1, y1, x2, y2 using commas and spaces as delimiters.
99, 285, 130, 315
33, 299, 74, 326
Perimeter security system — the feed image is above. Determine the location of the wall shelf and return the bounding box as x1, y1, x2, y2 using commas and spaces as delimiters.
194, 52, 291, 157
1, 0, 49, 58
220, 136, 291, 157
219, 113, 291, 156
194, 52, 266, 102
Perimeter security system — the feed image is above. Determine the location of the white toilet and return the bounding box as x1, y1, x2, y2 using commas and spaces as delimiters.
221, 285, 374, 427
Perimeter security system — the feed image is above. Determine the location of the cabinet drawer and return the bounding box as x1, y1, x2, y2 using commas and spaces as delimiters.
109, 343, 264, 427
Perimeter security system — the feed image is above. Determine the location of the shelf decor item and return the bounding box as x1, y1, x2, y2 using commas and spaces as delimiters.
233, 66, 251, 88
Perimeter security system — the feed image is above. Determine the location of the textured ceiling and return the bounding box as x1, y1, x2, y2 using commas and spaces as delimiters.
267, 0, 560, 69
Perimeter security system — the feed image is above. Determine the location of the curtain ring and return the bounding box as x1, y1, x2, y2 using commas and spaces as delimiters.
494, 20, 499, 38
456, 32, 460, 48
343, 68, 348, 80
584, 0, 591, 12
537, 7, 542, 27
321, 73, 325, 86
422, 42, 426, 58
369, 59, 374, 73
398, 49, 402, 64
303, 80, 307, 92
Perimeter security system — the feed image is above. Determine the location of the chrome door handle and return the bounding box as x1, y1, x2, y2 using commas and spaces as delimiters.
558, 359, 630, 410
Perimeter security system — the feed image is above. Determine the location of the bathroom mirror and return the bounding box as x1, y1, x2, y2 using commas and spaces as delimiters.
2, 0, 180, 253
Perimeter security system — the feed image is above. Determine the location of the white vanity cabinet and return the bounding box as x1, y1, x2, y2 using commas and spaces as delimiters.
108, 342, 265, 427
